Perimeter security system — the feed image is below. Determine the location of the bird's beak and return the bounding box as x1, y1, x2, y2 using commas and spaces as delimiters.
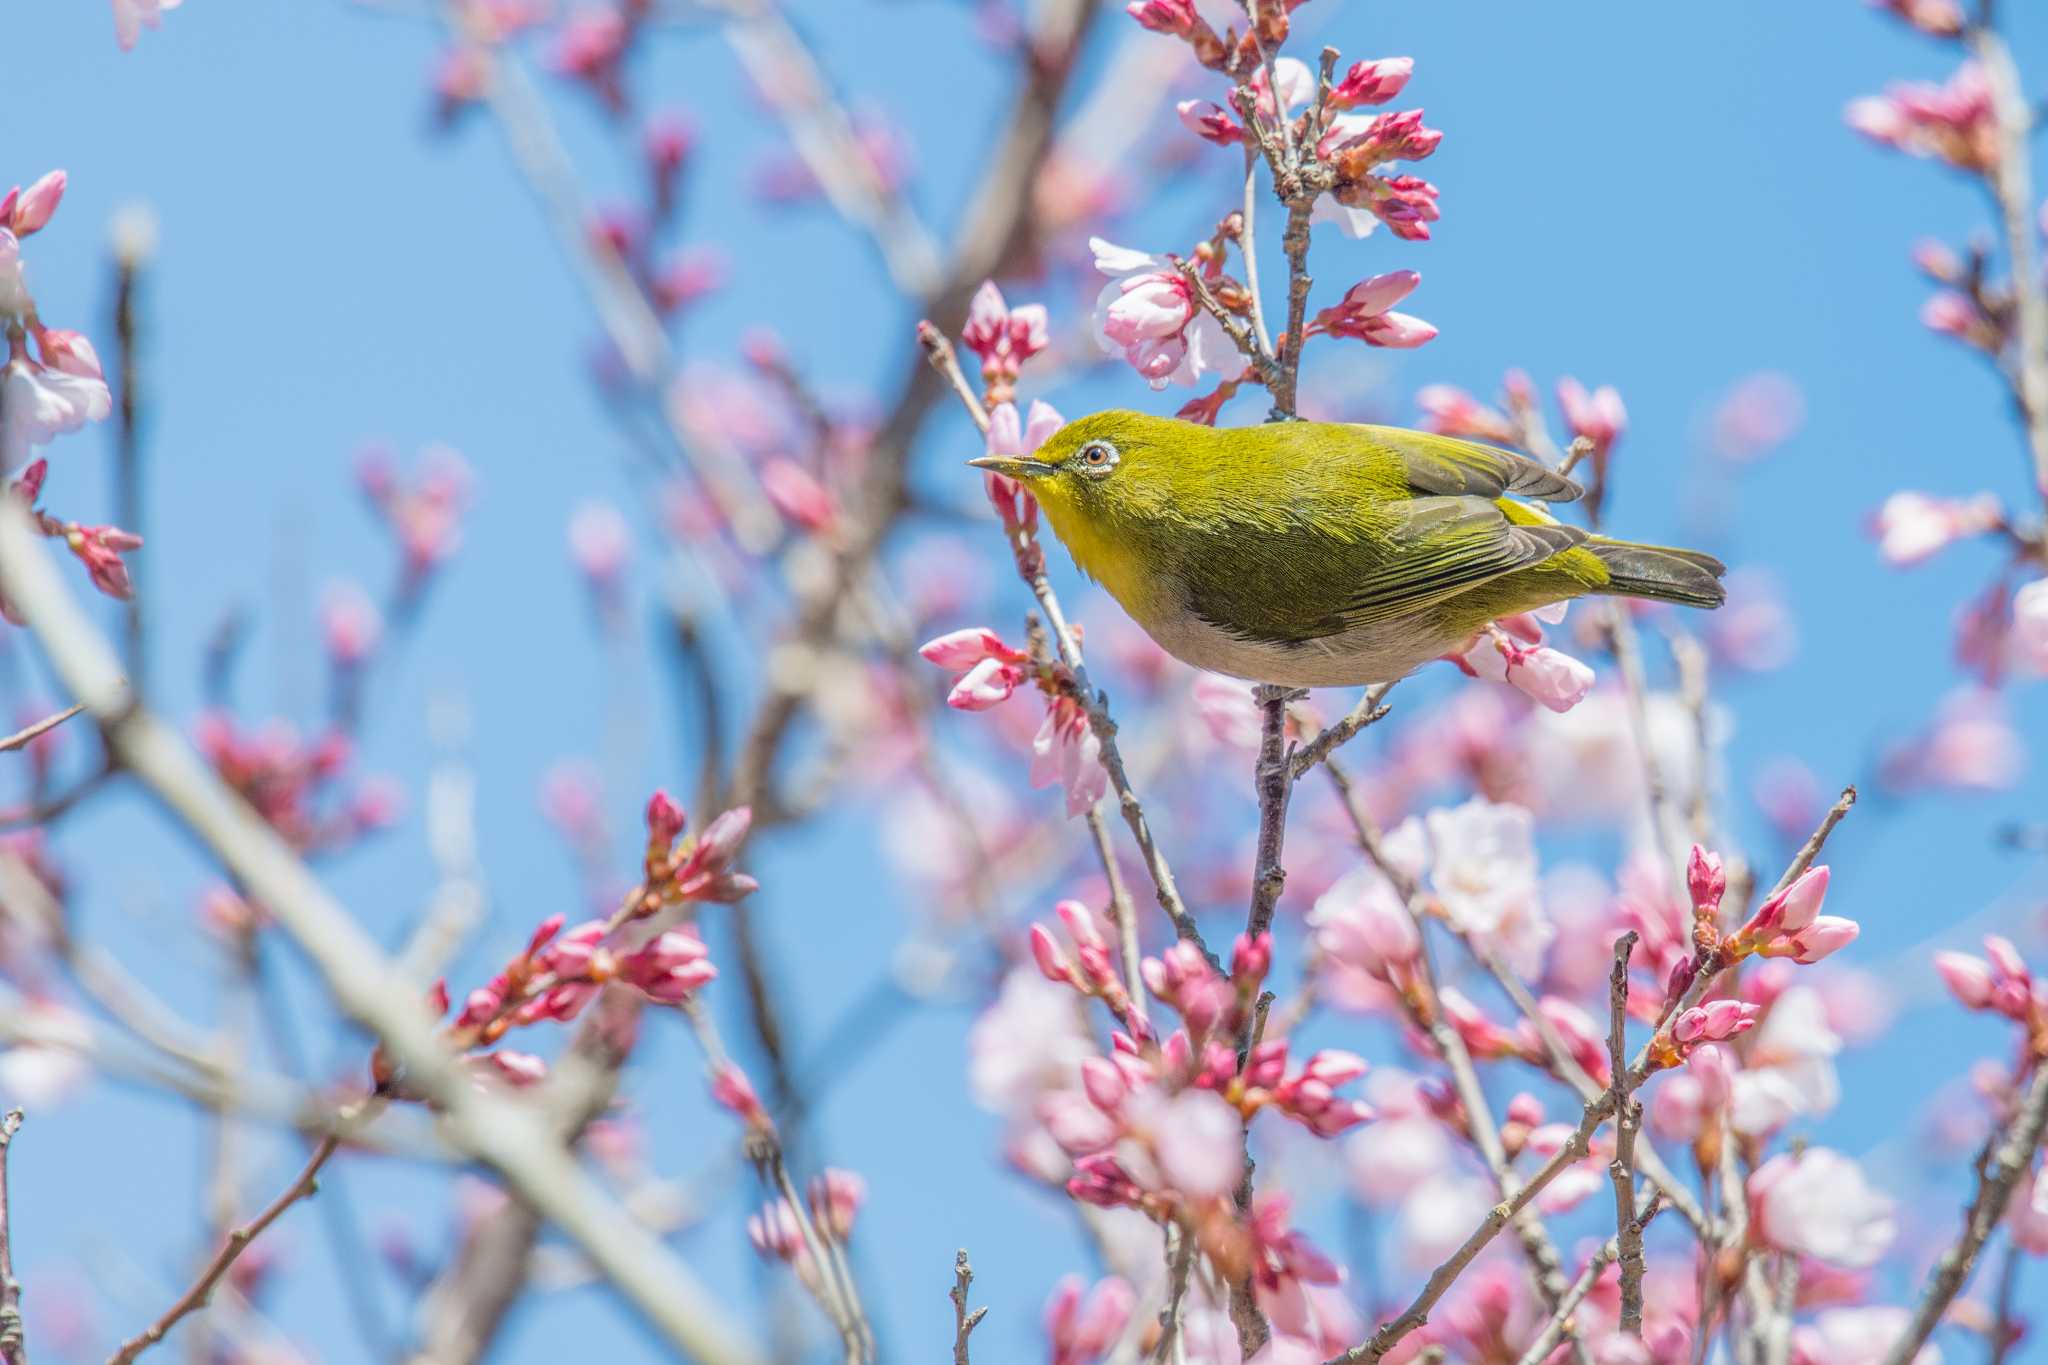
968, 454, 1054, 480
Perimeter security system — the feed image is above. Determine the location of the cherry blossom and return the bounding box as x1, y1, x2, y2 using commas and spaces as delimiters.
1749, 1148, 1896, 1268
1870, 490, 2003, 565
1846, 61, 1996, 172
1044, 1275, 1134, 1365
2009, 577, 2048, 674
112, 0, 183, 51
1420, 798, 1553, 974
1089, 237, 1247, 390
1309, 270, 1438, 349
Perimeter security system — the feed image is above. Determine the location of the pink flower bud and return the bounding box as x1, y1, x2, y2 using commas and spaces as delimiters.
759, 458, 838, 534
1331, 56, 1414, 109
1934, 951, 1995, 1009
7, 171, 65, 236
1786, 916, 1859, 964
1031, 923, 1075, 984
692, 807, 751, 873
1501, 642, 1594, 713
525, 913, 567, 959
1080, 1056, 1127, 1112
1984, 935, 2029, 981
919, 626, 1021, 671
1231, 930, 1272, 987
619, 929, 716, 1002
1506, 1092, 1546, 1127
645, 790, 686, 846
35, 329, 102, 381
1176, 99, 1244, 146
1687, 845, 1727, 914
712, 1062, 772, 1131
1674, 999, 1757, 1044
806, 1168, 864, 1241
1244, 1037, 1289, 1090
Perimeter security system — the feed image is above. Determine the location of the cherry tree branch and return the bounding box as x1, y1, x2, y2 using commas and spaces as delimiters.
1882, 1060, 2048, 1365
0, 1111, 24, 1365
950, 1250, 987, 1365
0, 501, 766, 1365
1971, 22, 2048, 501
0, 703, 84, 754
109, 1133, 346, 1363
1606, 934, 1646, 1336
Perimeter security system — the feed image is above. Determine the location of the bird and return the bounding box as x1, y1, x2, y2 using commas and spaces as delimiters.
968, 409, 1725, 689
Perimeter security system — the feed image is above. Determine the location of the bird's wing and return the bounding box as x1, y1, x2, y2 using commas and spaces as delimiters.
1354, 425, 1584, 503
1177, 495, 1586, 644
1334, 495, 1588, 627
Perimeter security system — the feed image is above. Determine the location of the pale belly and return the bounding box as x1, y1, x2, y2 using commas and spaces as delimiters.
1135, 601, 1457, 688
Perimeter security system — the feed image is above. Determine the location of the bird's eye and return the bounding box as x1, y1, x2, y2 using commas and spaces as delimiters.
1076, 441, 1119, 477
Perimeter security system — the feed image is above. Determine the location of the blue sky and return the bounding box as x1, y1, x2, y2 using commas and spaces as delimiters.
3, 1, 2048, 1361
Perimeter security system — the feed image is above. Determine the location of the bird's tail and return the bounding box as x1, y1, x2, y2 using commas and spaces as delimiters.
1587, 537, 1727, 609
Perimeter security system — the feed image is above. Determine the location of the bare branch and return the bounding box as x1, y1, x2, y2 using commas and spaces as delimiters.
1606, 934, 1645, 1336
1882, 1062, 2048, 1365
950, 1250, 987, 1365
109, 1134, 346, 1363
0, 500, 766, 1365
0, 704, 85, 755
1971, 25, 2048, 500
0, 1110, 25, 1365
1288, 683, 1395, 779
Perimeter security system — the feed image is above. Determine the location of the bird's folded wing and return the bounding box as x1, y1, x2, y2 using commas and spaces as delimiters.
1335, 496, 1587, 628
1355, 425, 1584, 504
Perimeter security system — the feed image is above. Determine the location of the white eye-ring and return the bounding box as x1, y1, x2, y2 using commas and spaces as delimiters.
1075, 440, 1120, 478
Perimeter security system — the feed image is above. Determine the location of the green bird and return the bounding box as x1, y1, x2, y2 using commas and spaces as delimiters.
969, 410, 1725, 688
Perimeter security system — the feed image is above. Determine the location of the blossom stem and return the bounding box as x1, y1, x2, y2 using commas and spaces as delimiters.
949, 1250, 987, 1365
0, 702, 84, 754
0, 1110, 24, 1365
1881, 1060, 2048, 1365
1239, 145, 1275, 358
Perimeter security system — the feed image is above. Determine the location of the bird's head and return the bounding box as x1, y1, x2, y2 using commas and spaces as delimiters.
967, 409, 1186, 532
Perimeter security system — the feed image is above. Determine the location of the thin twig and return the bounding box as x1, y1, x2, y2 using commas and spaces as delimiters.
1322, 1103, 1605, 1365
1881, 1062, 2048, 1365
1150, 1225, 1199, 1365
1238, 145, 1275, 358
0, 704, 85, 755
950, 1250, 987, 1365
0, 1110, 25, 1365
1606, 933, 1645, 1337
1241, 685, 1299, 974
108, 1135, 345, 1364
1511, 1194, 1665, 1365
1288, 683, 1394, 779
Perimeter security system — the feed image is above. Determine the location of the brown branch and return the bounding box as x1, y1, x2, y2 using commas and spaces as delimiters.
1606, 934, 1645, 1337
0, 1110, 25, 1365
1323, 1102, 1605, 1365
1241, 685, 1300, 975
1881, 1061, 2048, 1365
1149, 1225, 1199, 1365
1288, 683, 1395, 779
109, 1134, 344, 1364
950, 1250, 987, 1365
1512, 1194, 1664, 1365
0, 704, 85, 755
1971, 25, 2048, 501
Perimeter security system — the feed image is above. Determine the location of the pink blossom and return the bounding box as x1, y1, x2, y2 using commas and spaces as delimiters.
1868, 0, 1964, 36
1731, 986, 1843, 1137
759, 458, 838, 534
745, 1200, 806, 1262
960, 282, 1049, 400
1749, 1148, 1896, 1267
711, 1062, 773, 1132
618, 929, 716, 1002
1089, 237, 1246, 390
1793, 1308, 1942, 1365
2009, 1163, 2048, 1255
1191, 673, 1261, 749
1125, 0, 1208, 39
1319, 109, 1444, 174
1, 354, 113, 467
981, 398, 1061, 533
0, 230, 28, 319
320, 582, 383, 667
1872, 490, 2002, 565
1846, 62, 1996, 171
1709, 372, 1805, 462
1178, 99, 1245, 147
1884, 687, 2023, 791
1031, 697, 1107, 817
1933, 950, 1995, 1009
1672, 999, 1758, 1045
1422, 800, 1552, 975
2011, 578, 2048, 675
35, 329, 102, 381
1416, 384, 1517, 444
1465, 632, 1594, 712
112, 0, 183, 51
1331, 56, 1415, 109
568, 501, 631, 585
1312, 271, 1437, 349
1557, 378, 1627, 463
806, 1168, 865, 1240
5, 172, 65, 235
1310, 866, 1419, 986
1687, 845, 1726, 915
1044, 1275, 1135, 1365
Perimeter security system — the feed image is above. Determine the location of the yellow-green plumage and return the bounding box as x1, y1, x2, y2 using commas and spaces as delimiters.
971, 410, 1724, 688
